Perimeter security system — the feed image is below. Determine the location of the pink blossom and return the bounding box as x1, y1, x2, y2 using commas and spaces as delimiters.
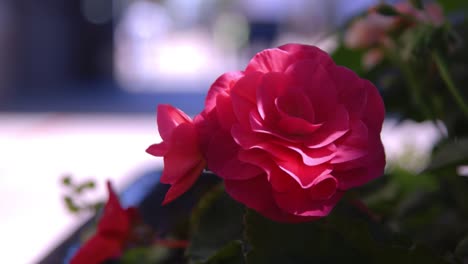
196, 44, 386, 222
146, 105, 206, 204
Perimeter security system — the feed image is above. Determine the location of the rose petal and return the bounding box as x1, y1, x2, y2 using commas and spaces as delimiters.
249, 110, 322, 142
278, 44, 334, 69
304, 104, 350, 148
334, 134, 385, 190
230, 72, 263, 129
238, 148, 297, 193
277, 115, 322, 135
205, 71, 244, 112
225, 176, 317, 223
331, 120, 368, 164
256, 72, 288, 122
277, 158, 332, 189
331, 66, 368, 120
308, 175, 338, 200
285, 62, 338, 122
245, 48, 292, 73
287, 144, 336, 166
207, 130, 263, 180
70, 236, 122, 264
99, 182, 130, 237
273, 186, 343, 217
157, 104, 192, 141
275, 89, 315, 122
216, 92, 237, 131
162, 159, 206, 205
160, 123, 203, 184
146, 142, 169, 157
362, 80, 385, 132
231, 123, 268, 149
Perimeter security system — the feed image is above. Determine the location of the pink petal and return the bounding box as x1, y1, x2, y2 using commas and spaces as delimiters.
216, 92, 237, 131
230, 72, 263, 129
275, 89, 315, 122
70, 236, 122, 264
162, 159, 206, 205
98, 181, 130, 238
231, 123, 267, 149
278, 44, 334, 69
146, 142, 169, 157
331, 66, 368, 120
331, 120, 368, 164
194, 109, 219, 153
273, 186, 343, 217
249, 110, 322, 142
224, 176, 316, 223
160, 123, 203, 184
277, 158, 332, 189
287, 144, 336, 166
334, 134, 385, 190
245, 48, 292, 73
238, 148, 297, 193
277, 116, 322, 135
256, 72, 288, 122
205, 71, 244, 112
304, 104, 350, 148
157, 104, 192, 141
206, 130, 263, 180
362, 80, 385, 132
308, 175, 338, 200
285, 61, 338, 122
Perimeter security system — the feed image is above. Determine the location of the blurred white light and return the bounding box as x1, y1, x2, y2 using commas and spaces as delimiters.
122, 0, 171, 40
155, 40, 209, 77
381, 119, 446, 172
0, 113, 161, 263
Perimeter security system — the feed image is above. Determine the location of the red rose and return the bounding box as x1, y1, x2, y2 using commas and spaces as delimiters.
147, 104, 206, 204
196, 44, 385, 222
70, 182, 135, 264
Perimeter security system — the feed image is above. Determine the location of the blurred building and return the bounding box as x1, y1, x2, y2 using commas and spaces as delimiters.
0, 0, 114, 100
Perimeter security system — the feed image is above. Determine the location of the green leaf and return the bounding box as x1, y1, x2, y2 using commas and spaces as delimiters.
120, 246, 170, 264
63, 195, 80, 213
436, 0, 468, 13
424, 138, 468, 172
245, 207, 373, 264
375, 4, 400, 16
332, 45, 365, 74
61, 175, 73, 186
409, 0, 424, 10
199, 241, 245, 264
187, 185, 245, 263
455, 234, 468, 260
392, 168, 438, 194
75, 180, 96, 194
244, 202, 449, 264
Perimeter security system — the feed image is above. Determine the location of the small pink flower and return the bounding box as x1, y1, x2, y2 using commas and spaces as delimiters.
70, 182, 135, 264
363, 48, 385, 70
344, 2, 445, 50
424, 3, 444, 26
395, 2, 444, 26
196, 44, 386, 222
344, 13, 393, 49
147, 105, 206, 204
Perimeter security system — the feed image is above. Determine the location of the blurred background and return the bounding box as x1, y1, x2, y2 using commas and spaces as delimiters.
0, 0, 446, 263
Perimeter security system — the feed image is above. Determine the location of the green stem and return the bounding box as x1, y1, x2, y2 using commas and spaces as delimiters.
386, 49, 433, 119
432, 50, 468, 120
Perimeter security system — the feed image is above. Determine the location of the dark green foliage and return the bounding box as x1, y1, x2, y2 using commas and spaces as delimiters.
424, 138, 468, 172
244, 203, 449, 264
187, 185, 245, 263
